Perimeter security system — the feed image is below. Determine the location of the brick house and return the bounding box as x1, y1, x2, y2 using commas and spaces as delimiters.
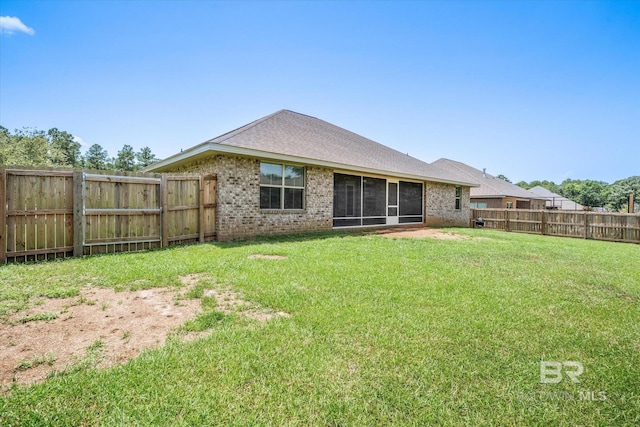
147, 110, 476, 240
432, 158, 547, 210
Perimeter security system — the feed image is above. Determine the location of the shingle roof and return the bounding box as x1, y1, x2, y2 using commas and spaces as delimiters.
431, 158, 546, 200
148, 110, 476, 186
528, 186, 584, 210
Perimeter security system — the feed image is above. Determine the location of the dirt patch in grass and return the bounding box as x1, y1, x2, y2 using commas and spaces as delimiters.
248, 254, 288, 260
0, 278, 288, 391
371, 226, 471, 240
0, 287, 200, 390
204, 288, 290, 323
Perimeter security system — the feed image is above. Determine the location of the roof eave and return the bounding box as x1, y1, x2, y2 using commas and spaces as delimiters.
146, 143, 478, 187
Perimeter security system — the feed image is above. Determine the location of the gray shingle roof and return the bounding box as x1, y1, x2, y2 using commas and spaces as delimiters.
528, 186, 584, 210
431, 158, 546, 200
149, 110, 476, 186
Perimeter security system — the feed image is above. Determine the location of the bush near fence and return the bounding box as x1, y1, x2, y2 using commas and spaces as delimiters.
0, 168, 217, 263
471, 208, 640, 244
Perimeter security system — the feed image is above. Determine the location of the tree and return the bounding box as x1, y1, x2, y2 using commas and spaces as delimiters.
48, 128, 82, 167
136, 146, 159, 168
515, 180, 559, 193
115, 144, 137, 171
0, 126, 10, 165
85, 144, 110, 170
607, 176, 640, 212
1, 127, 60, 166
559, 179, 609, 208
496, 174, 511, 183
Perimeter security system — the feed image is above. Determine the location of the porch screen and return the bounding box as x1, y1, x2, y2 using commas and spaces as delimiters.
333, 173, 362, 227
362, 177, 386, 225
399, 181, 423, 223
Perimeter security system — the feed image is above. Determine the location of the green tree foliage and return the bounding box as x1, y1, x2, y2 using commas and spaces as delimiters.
0, 126, 10, 165
48, 128, 82, 167
560, 179, 610, 208
136, 146, 159, 168
84, 144, 111, 170
496, 174, 511, 183
516, 180, 560, 193
115, 144, 137, 171
0, 127, 62, 166
0, 126, 159, 171
607, 176, 640, 212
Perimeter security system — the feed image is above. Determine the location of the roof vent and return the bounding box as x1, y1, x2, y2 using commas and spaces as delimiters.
482, 168, 487, 178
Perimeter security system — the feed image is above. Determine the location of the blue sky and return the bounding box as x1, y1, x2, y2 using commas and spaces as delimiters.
1, 0, 638, 183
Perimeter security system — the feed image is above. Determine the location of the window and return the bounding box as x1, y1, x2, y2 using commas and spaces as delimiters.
470, 202, 488, 209
260, 162, 305, 209
455, 186, 462, 210
506, 202, 513, 209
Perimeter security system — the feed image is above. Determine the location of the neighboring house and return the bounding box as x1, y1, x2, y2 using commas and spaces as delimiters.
431, 158, 547, 210
147, 110, 477, 240
527, 185, 584, 211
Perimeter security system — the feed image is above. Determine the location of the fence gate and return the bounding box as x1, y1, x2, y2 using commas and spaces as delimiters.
78, 172, 163, 256
2, 169, 74, 262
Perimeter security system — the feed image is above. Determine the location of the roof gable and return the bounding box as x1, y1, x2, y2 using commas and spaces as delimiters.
149, 110, 476, 186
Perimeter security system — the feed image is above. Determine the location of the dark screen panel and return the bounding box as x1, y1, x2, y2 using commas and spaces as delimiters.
362, 177, 386, 217
334, 174, 361, 218
399, 181, 423, 216
333, 218, 362, 227
363, 217, 386, 226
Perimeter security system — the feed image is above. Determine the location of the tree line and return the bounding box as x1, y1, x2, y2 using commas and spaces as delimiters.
0, 126, 159, 171
499, 175, 639, 213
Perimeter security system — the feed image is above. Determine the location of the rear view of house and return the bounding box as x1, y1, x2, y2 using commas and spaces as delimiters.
147, 110, 476, 240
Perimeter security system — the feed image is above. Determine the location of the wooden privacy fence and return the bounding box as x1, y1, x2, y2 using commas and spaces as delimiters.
0, 168, 217, 263
471, 208, 640, 244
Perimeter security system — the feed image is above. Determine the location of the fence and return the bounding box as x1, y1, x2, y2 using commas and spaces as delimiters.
0, 168, 217, 263
471, 208, 640, 244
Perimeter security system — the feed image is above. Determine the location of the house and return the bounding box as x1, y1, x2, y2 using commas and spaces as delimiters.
147, 110, 477, 240
527, 185, 584, 211
431, 158, 546, 210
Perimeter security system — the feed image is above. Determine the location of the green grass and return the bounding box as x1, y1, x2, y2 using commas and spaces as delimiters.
0, 229, 639, 425
16, 311, 58, 324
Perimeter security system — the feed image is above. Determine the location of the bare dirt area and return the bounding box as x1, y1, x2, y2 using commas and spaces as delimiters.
0, 287, 200, 390
371, 226, 472, 240
0, 274, 288, 391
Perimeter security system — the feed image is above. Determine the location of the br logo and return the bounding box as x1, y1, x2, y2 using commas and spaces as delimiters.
540, 361, 584, 384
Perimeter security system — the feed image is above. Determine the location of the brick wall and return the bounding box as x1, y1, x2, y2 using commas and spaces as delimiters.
424, 182, 471, 226
168, 154, 333, 240
165, 153, 472, 238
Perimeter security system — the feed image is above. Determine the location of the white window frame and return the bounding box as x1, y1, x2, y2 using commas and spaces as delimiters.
260, 162, 305, 210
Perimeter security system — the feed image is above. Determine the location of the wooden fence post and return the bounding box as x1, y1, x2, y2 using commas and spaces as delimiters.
541, 210, 547, 235
505, 211, 511, 232
161, 174, 169, 248
73, 171, 85, 257
0, 168, 6, 264
198, 175, 205, 243
583, 212, 589, 240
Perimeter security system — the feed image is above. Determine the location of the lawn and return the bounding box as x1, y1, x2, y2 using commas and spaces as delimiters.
0, 228, 639, 426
